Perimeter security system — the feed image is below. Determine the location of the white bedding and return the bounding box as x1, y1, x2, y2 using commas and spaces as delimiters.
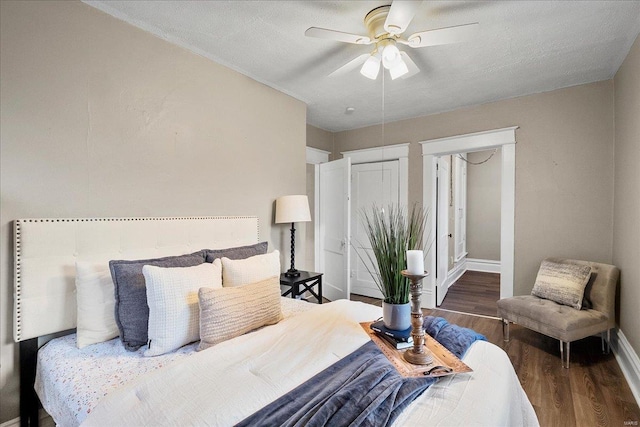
36, 298, 538, 427
35, 298, 311, 426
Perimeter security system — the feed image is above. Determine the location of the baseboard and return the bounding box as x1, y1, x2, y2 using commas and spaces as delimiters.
0, 417, 18, 427
466, 258, 501, 273
0, 410, 54, 427
612, 328, 640, 406
445, 259, 467, 289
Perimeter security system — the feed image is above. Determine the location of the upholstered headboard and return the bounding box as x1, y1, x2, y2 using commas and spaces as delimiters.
13, 216, 260, 342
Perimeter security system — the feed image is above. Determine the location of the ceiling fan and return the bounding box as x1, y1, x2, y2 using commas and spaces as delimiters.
305, 1, 479, 80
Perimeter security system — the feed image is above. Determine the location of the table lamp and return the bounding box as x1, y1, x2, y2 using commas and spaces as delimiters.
275, 195, 311, 277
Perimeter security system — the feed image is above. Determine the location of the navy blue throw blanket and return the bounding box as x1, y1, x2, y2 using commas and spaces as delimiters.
236, 316, 486, 427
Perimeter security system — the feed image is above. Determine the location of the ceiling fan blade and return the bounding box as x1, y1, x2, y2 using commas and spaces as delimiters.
406, 22, 479, 47
399, 51, 420, 79
328, 54, 370, 77
384, 0, 423, 35
305, 27, 371, 45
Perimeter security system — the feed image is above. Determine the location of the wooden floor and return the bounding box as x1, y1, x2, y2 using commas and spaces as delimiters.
438, 270, 500, 317
349, 294, 640, 427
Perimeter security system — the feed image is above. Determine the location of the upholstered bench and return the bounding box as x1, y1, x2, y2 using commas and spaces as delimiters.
497, 258, 619, 368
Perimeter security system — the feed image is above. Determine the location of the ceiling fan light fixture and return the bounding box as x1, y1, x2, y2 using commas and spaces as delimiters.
389, 58, 409, 80
380, 40, 401, 69
360, 52, 381, 80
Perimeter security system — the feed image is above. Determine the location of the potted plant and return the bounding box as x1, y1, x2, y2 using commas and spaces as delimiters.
358, 204, 428, 330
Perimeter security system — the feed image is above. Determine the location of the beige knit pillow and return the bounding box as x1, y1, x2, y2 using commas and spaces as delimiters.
198, 276, 283, 350
531, 260, 591, 309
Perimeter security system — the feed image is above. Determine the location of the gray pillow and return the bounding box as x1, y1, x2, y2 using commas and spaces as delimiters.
203, 242, 268, 263
531, 259, 591, 310
109, 251, 206, 351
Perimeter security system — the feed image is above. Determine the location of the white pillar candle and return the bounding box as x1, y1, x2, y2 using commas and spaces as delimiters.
406, 250, 424, 275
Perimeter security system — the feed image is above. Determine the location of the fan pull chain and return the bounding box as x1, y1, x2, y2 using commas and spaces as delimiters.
381, 69, 385, 199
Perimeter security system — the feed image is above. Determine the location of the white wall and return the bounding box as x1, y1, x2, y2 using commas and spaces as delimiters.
0, 1, 306, 421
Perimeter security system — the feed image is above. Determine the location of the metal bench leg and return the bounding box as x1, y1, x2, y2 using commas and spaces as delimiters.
560, 340, 570, 369
502, 319, 510, 342
560, 340, 564, 367
601, 329, 612, 354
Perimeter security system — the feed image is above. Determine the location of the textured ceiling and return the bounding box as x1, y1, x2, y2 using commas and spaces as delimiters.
84, 1, 640, 132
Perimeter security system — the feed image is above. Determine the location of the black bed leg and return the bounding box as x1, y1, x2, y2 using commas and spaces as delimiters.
20, 338, 39, 427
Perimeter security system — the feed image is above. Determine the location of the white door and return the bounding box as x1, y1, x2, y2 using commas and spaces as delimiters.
350, 161, 400, 299
318, 158, 351, 301
436, 157, 450, 305
454, 155, 467, 262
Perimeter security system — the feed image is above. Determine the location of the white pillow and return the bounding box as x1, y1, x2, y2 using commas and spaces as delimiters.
75, 262, 119, 349
221, 250, 280, 287
143, 260, 222, 357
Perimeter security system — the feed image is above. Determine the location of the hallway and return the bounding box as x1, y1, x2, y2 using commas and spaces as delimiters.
438, 270, 500, 317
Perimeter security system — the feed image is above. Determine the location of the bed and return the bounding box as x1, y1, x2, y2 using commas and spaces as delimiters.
14, 216, 539, 426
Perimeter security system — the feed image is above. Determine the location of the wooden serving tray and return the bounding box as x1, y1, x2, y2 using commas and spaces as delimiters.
360, 321, 473, 378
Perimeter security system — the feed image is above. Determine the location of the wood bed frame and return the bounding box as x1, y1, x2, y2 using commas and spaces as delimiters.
14, 216, 261, 427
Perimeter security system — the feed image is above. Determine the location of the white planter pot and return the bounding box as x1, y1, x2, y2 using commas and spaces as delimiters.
382, 301, 411, 331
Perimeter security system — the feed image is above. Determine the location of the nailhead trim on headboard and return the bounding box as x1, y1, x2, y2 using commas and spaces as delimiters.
14, 219, 22, 339
13, 216, 260, 342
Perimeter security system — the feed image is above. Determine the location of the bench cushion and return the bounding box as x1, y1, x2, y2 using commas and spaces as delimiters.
497, 295, 608, 342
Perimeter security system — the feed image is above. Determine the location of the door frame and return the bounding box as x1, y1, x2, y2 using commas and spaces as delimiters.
420, 127, 518, 308
341, 143, 409, 208
306, 147, 330, 271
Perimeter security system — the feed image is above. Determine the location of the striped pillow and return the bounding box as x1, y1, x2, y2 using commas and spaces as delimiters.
531, 260, 591, 309
198, 276, 283, 350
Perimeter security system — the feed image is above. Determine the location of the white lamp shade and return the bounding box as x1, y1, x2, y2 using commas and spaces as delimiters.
360, 53, 381, 80
381, 43, 401, 69
389, 58, 409, 80
275, 195, 311, 224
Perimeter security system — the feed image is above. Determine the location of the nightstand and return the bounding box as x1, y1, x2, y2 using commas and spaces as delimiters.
280, 271, 323, 304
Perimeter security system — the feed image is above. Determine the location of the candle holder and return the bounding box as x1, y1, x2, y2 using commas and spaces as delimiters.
401, 270, 433, 365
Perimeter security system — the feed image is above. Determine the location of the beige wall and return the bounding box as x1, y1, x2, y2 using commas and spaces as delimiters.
466, 149, 502, 261
334, 80, 615, 297
306, 124, 334, 154
613, 35, 640, 359
0, 1, 306, 422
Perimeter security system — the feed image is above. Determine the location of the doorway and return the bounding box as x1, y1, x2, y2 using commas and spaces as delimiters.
421, 127, 517, 309
350, 160, 400, 299
314, 143, 410, 302
436, 149, 502, 316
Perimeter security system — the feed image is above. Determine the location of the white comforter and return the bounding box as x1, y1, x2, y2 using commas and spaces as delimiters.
82, 300, 538, 426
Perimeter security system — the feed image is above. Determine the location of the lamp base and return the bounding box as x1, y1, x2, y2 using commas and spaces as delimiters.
403, 348, 434, 365
284, 269, 300, 278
